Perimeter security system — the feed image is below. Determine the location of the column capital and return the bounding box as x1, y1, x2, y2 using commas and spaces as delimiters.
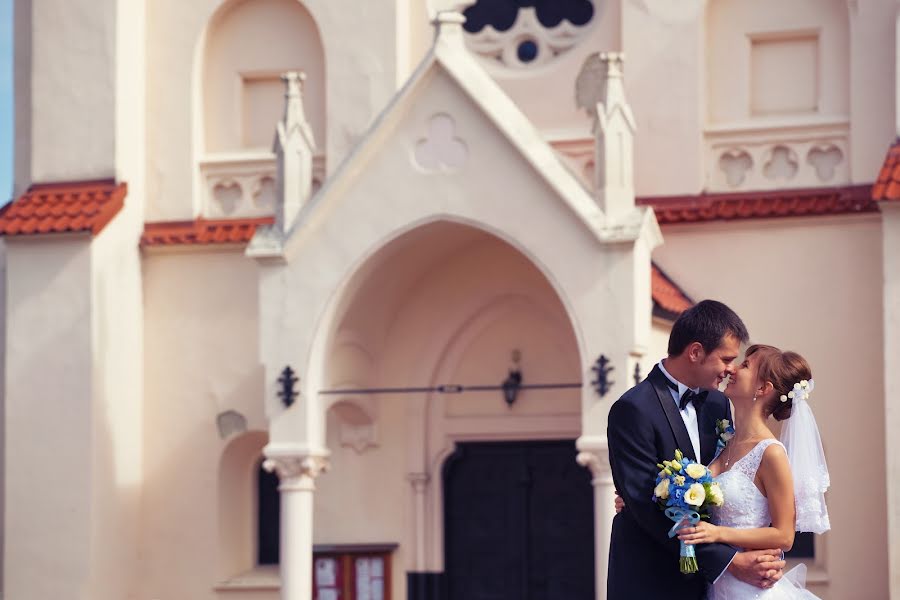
263, 453, 330, 491
576, 447, 614, 485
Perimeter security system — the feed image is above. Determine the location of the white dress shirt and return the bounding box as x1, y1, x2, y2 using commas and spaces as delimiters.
658, 360, 702, 462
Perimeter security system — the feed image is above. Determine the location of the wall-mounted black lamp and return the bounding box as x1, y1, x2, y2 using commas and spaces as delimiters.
502, 369, 522, 407
501, 349, 523, 407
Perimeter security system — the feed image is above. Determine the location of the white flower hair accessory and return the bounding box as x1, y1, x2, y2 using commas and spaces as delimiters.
780, 378, 814, 403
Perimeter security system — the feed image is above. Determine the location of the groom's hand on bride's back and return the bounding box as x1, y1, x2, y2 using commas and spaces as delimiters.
727, 549, 785, 589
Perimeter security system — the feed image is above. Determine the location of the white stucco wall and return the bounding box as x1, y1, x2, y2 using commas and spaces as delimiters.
652, 214, 887, 599
4, 237, 94, 598
15, 0, 117, 185
141, 248, 266, 599
882, 203, 900, 599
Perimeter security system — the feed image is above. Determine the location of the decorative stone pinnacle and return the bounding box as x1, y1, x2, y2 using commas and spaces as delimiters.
281, 71, 308, 130
430, 0, 475, 37
599, 52, 625, 79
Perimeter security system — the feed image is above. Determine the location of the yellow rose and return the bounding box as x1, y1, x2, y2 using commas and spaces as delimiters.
684, 483, 706, 507
685, 463, 708, 480
708, 482, 725, 506
654, 478, 670, 499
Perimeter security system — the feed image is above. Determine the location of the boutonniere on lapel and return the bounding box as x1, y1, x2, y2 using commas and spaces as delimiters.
715, 419, 735, 451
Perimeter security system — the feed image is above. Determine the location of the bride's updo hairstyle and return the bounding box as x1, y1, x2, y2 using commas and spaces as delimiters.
745, 344, 813, 421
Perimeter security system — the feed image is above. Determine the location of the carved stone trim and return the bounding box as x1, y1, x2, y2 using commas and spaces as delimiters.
576, 449, 613, 485
407, 472, 431, 494
263, 454, 330, 491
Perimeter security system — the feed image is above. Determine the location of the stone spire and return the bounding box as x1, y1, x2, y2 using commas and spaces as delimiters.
591, 52, 637, 221
274, 71, 316, 234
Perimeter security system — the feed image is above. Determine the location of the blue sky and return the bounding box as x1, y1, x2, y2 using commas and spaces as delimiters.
1, 0, 12, 205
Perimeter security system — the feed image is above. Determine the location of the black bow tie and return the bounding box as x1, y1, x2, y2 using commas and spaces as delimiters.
679, 389, 708, 410
664, 377, 708, 410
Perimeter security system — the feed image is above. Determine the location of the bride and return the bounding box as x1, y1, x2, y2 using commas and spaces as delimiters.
675, 344, 830, 599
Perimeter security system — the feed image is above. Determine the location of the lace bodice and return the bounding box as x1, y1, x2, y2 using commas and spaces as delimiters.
710, 439, 784, 531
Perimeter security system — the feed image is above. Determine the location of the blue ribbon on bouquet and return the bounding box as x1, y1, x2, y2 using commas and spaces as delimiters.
666, 507, 701, 572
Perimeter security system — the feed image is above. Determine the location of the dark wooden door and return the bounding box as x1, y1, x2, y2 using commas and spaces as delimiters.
443, 440, 595, 600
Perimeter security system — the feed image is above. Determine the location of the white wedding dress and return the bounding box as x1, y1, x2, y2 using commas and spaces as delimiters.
708, 439, 820, 600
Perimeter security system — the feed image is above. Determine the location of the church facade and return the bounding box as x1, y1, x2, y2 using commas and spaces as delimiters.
3, 1, 899, 599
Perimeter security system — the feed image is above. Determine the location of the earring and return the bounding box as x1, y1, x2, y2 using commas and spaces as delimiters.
752, 394, 758, 403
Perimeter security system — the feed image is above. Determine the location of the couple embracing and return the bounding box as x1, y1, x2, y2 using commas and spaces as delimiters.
608, 300, 830, 599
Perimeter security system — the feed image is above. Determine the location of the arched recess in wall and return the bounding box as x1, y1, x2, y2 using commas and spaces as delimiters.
705, 0, 849, 124
217, 430, 269, 579
202, 0, 326, 154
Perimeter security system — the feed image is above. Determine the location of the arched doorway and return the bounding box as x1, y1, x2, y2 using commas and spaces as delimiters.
313, 220, 592, 599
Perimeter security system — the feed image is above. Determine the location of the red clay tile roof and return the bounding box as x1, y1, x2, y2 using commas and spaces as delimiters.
637, 184, 875, 225
0, 180, 127, 236
873, 139, 900, 201
140, 217, 274, 247
651, 263, 693, 319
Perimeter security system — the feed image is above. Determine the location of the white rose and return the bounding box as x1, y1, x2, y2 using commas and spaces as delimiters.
654, 478, 670, 499
722, 431, 735, 442
684, 483, 706, 507
674, 475, 686, 486
708, 483, 725, 506
685, 463, 708, 480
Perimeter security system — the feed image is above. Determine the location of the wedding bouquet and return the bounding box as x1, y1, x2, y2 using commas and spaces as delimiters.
652, 449, 724, 574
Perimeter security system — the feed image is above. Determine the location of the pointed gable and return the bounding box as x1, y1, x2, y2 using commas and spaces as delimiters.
250, 12, 657, 259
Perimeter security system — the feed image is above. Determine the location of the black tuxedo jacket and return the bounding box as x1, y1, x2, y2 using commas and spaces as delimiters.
607, 364, 737, 599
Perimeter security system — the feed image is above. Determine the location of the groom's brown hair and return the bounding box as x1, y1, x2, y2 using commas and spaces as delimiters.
667, 299, 749, 356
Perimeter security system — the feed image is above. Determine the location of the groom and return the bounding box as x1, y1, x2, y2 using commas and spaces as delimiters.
607, 300, 785, 598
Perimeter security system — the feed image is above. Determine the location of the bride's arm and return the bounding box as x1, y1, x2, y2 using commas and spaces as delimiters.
678, 444, 796, 552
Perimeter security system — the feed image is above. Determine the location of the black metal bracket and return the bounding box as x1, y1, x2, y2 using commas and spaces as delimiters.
277, 366, 299, 408
633, 361, 642, 386
319, 381, 580, 396
592, 354, 615, 398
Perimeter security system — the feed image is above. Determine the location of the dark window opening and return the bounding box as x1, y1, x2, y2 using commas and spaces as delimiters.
257, 461, 280, 565
784, 531, 815, 559
463, 0, 594, 34
517, 39, 539, 62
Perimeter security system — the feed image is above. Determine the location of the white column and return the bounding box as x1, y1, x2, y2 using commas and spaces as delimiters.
577, 445, 616, 600
264, 454, 330, 600
407, 472, 430, 571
